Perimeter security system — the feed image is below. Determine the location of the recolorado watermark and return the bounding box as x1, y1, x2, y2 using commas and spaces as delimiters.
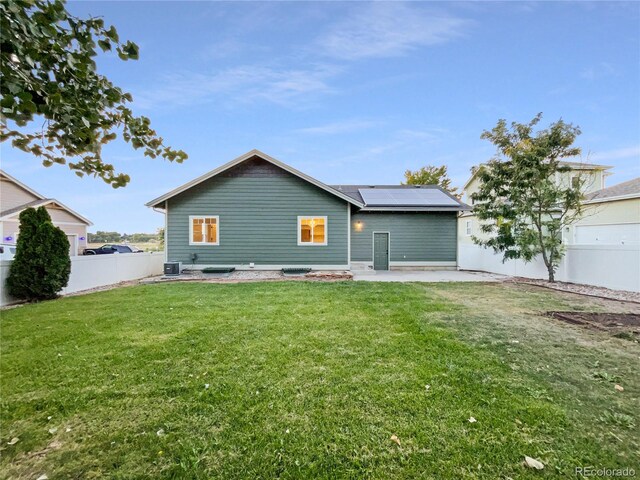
575, 466, 636, 477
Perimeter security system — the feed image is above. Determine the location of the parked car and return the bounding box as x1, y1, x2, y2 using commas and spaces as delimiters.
0, 244, 17, 260
83, 244, 142, 255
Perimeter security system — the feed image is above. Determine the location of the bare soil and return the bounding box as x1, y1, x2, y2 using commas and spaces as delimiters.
546, 311, 640, 337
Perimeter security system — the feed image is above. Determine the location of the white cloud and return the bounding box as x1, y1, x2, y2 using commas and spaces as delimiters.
133, 63, 342, 110
580, 62, 619, 80
588, 145, 640, 162
295, 119, 381, 135
318, 3, 469, 60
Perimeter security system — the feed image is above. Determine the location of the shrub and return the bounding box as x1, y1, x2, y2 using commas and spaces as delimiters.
6, 207, 71, 301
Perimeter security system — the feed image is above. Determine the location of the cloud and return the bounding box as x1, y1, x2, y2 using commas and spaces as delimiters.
318, 3, 469, 60
580, 62, 619, 80
588, 145, 640, 162
295, 119, 381, 135
133, 63, 342, 110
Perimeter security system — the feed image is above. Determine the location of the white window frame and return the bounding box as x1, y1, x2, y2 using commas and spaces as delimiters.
189, 215, 220, 246
297, 216, 328, 246
465, 220, 472, 236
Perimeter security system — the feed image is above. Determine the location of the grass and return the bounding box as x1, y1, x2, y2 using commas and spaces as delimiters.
1, 281, 638, 478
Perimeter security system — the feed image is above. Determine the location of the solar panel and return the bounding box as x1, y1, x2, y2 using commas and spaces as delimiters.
358, 188, 459, 207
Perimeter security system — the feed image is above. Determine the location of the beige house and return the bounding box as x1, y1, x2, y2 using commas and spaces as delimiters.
570, 177, 640, 246
456, 162, 639, 292
459, 161, 613, 246
0, 170, 92, 256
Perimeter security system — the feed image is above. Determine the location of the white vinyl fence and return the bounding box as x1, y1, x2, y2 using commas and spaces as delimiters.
458, 244, 640, 292
0, 252, 164, 306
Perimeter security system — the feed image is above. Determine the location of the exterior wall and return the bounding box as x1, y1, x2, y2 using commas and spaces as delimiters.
47, 206, 85, 224
556, 170, 605, 194
351, 211, 457, 267
576, 198, 640, 226
0, 177, 39, 211
0, 253, 164, 306
569, 198, 640, 246
0, 219, 87, 255
166, 158, 349, 268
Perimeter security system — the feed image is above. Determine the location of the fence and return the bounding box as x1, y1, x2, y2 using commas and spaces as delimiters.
0, 252, 164, 306
458, 244, 640, 292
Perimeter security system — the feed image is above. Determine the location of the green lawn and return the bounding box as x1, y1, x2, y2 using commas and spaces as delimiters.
1, 281, 638, 478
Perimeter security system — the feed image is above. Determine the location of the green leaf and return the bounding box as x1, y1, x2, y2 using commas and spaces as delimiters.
97, 39, 111, 51
105, 25, 119, 42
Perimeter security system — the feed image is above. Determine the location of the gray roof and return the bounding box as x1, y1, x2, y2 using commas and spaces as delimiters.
331, 185, 470, 211
0, 198, 52, 218
586, 177, 640, 201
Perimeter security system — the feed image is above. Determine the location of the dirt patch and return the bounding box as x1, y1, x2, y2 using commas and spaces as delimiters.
547, 311, 640, 338
512, 278, 640, 304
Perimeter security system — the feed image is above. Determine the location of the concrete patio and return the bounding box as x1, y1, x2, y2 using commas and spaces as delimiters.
353, 269, 505, 282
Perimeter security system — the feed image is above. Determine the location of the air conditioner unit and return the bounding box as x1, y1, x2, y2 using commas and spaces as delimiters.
164, 262, 182, 276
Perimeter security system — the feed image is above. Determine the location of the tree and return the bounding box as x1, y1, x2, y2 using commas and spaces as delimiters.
157, 227, 165, 249
402, 165, 458, 195
7, 207, 71, 301
0, 0, 187, 188
87, 231, 121, 243
471, 113, 585, 282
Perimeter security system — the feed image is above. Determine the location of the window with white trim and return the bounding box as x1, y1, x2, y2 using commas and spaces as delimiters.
571, 175, 580, 189
298, 216, 327, 245
189, 216, 219, 245
465, 220, 472, 236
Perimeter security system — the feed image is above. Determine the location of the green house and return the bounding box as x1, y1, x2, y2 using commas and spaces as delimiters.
146, 150, 470, 271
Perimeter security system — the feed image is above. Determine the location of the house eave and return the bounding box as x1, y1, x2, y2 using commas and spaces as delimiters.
583, 192, 640, 204
0, 199, 93, 225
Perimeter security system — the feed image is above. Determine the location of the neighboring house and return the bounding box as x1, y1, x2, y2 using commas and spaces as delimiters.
459, 161, 613, 245
0, 170, 92, 256
569, 177, 640, 246
147, 149, 470, 270
456, 162, 639, 292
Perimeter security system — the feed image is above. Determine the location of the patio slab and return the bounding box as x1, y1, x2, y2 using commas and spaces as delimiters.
352, 269, 506, 283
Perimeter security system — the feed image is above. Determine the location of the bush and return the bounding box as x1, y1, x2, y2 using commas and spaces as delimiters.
6, 207, 71, 301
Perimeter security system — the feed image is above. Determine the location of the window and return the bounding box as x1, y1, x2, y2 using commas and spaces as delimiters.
298, 216, 327, 245
189, 216, 219, 245
571, 175, 580, 189
465, 220, 472, 236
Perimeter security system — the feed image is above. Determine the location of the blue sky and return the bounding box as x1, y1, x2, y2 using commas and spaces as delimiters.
2, 1, 639, 233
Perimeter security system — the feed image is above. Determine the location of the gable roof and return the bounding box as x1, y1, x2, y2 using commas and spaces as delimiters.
584, 177, 640, 203
331, 185, 470, 211
462, 160, 613, 191
0, 170, 92, 225
0, 198, 93, 225
146, 149, 365, 208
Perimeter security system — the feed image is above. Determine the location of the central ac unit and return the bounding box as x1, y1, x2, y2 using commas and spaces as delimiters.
164, 262, 182, 276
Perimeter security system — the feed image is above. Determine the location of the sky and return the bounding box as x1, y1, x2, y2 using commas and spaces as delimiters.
2, 1, 639, 233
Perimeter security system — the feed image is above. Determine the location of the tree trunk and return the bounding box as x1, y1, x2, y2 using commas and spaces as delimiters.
546, 263, 555, 283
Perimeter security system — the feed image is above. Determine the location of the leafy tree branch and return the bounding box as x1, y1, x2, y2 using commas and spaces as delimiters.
1, 0, 187, 187
402, 165, 459, 195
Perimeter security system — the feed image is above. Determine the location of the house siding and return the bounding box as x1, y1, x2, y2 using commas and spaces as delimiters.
351, 211, 457, 262
0, 177, 39, 212
166, 159, 349, 267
